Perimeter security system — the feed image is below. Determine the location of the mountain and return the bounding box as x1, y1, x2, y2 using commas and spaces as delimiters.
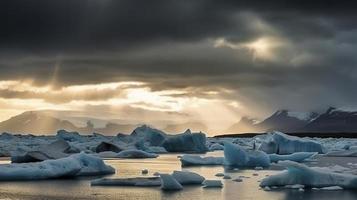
302, 107, 357, 132
0, 111, 81, 134
163, 122, 208, 133
256, 110, 318, 132
0, 111, 135, 135
225, 117, 260, 133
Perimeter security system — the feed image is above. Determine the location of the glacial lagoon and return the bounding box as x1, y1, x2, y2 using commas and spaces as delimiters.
1, 151, 357, 200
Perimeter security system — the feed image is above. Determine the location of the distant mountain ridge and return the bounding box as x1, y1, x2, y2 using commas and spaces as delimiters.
226, 107, 357, 134
0, 111, 209, 135
0, 111, 138, 135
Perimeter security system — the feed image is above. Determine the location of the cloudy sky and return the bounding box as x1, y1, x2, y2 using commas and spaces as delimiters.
1, 0, 357, 133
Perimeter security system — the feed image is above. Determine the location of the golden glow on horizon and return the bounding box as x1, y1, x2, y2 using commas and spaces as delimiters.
0, 80, 243, 133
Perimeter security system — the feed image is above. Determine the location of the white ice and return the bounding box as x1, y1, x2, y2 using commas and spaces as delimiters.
260, 160, 357, 189
179, 155, 223, 166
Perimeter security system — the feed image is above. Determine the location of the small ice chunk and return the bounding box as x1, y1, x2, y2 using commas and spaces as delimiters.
180, 155, 223, 166
172, 170, 205, 185
320, 186, 343, 190
160, 174, 183, 190
202, 180, 223, 188
116, 150, 158, 158
285, 184, 305, 189
232, 178, 243, 182
264, 186, 271, 191
223, 175, 232, 179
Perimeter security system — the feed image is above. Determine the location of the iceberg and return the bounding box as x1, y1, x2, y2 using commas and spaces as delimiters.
73, 153, 115, 176
131, 125, 167, 146
95, 141, 123, 153
326, 150, 357, 157
209, 143, 224, 151
172, 170, 205, 185
0, 153, 114, 180
260, 161, 357, 189
202, 180, 223, 188
56, 130, 83, 142
162, 130, 208, 153
269, 152, 317, 163
11, 139, 70, 163
160, 174, 183, 190
224, 142, 270, 168
91, 177, 161, 187
258, 132, 325, 154
116, 149, 158, 158
180, 155, 224, 166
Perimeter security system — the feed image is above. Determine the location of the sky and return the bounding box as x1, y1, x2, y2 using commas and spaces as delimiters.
1, 0, 357, 133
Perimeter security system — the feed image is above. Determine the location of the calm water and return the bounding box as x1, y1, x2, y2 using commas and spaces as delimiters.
1, 152, 357, 200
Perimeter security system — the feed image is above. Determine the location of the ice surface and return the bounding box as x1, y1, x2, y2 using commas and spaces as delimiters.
224, 142, 270, 168
116, 149, 158, 158
202, 180, 223, 188
180, 155, 224, 166
269, 152, 317, 163
258, 131, 325, 154
260, 161, 357, 189
160, 174, 183, 190
172, 170, 205, 185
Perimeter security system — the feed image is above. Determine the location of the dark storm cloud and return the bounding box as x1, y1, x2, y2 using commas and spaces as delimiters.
1, 0, 357, 117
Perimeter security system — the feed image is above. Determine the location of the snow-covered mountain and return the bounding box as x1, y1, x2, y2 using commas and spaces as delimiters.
225, 117, 260, 133
255, 110, 319, 132
302, 107, 357, 132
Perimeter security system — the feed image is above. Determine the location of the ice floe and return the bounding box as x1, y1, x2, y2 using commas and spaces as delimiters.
269, 152, 317, 163
0, 153, 114, 180
179, 155, 223, 166
260, 161, 357, 189
257, 131, 326, 154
